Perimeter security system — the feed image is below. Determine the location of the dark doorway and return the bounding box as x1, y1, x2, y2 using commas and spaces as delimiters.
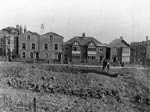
106, 47, 110, 59
58, 53, 61, 62
113, 56, 117, 63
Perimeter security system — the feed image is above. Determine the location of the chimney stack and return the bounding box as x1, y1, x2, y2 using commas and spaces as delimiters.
146, 36, 148, 41
120, 36, 123, 40
82, 33, 85, 38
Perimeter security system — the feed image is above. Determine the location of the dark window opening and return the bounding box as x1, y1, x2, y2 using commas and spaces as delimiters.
27, 35, 30, 40
22, 43, 26, 49
50, 35, 53, 41
44, 43, 48, 50
54, 44, 58, 50
22, 52, 26, 58
30, 52, 33, 58
32, 43, 35, 49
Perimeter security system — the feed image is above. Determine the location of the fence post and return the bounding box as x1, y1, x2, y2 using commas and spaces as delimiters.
33, 97, 36, 112
3, 95, 6, 111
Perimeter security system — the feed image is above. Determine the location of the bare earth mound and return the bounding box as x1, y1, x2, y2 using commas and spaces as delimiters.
0, 63, 149, 112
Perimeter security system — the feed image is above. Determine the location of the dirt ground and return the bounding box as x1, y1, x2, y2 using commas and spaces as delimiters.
0, 62, 149, 112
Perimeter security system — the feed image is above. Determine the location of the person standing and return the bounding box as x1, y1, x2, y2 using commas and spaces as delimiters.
106, 59, 110, 72
102, 59, 107, 71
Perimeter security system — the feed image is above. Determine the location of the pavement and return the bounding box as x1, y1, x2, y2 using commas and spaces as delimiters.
0, 61, 149, 70
42, 63, 149, 70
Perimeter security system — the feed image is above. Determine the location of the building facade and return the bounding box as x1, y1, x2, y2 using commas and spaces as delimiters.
19, 31, 40, 60
0, 31, 6, 59
2, 27, 20, 60
130, 41, 146, 65
63, 33, 109, 64
109, 36, 130, 65
39, 32, 64, 62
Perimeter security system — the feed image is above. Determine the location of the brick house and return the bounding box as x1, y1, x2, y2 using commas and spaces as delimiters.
19, 31, 40, 60
63, 33, 109, 64
39, 32, 64, 62
109, 36, 130, 65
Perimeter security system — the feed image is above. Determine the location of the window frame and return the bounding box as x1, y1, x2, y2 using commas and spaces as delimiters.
44, 43, 48, 50
99, 47, 103, 52
27, 35, 30, 40
32, 43, 36, 49
50, 35, 53, 41
54, 43, 59, 50
22, 43, 26, 49
30, 52, 34, 58
22, 52, 26, 58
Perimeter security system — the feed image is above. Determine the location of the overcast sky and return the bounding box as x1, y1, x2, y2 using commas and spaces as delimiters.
0, 0, 150, 43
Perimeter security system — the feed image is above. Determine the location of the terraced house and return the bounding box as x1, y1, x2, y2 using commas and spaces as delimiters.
19, 31, 40, 60
63, 33, 110, 64
39, 32, 64, 62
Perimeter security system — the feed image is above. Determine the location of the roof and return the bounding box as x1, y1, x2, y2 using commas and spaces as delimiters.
41, 32, 64, 38
64, 36, 103, 46
108, 38, 130, 48
2, 27, 18, 34
0, 30, 6, 38
27, 31, 40, 36
19, 31, 40, 39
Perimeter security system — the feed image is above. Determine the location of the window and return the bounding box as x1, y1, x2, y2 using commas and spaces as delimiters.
27, 35, 30, 40
72, 45, 80, 51
45, 53, 48, 59
22, 43, 26, 49
44, 43, 48, 50
100, 55, 103, 61
7, 37, 10, 44
54, 44, 58, 50
36, 52, 39, 59
100, 48, 103, 52
32, 43, 35, 49
123, 48, 130, 53
72, 46, 77, 51
50, 35, 53, 41
65, 47, 68, 50
72, 55, 80, 59
22, 52, 26, 58
30, 52, 33, 58
88, 56, 95, 60
88, 48, 96, 51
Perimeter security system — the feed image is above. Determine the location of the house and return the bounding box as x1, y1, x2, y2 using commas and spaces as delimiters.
19, 31, 40, 60
130, 36, 150, 65
0, 31, 6, 59
2, 27, 20, 60
109, 36, 130, 65
63, 33, 109, 64
39, 32, 64, 62
130, 41, 146, 65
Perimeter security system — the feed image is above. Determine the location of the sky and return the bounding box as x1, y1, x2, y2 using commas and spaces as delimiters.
0, 0, 150, 43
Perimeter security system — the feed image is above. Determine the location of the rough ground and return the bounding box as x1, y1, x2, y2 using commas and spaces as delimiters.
0, 62, 149, 112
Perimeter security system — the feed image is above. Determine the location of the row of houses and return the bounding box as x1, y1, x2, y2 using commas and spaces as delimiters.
0, 26, 63, 62
1, 25, 149, 66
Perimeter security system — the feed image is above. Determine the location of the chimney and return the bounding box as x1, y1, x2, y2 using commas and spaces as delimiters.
82, 33, 85, 38
24, 25, 27, 33
120, 36, 123, 40
146, 36, 148, 41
